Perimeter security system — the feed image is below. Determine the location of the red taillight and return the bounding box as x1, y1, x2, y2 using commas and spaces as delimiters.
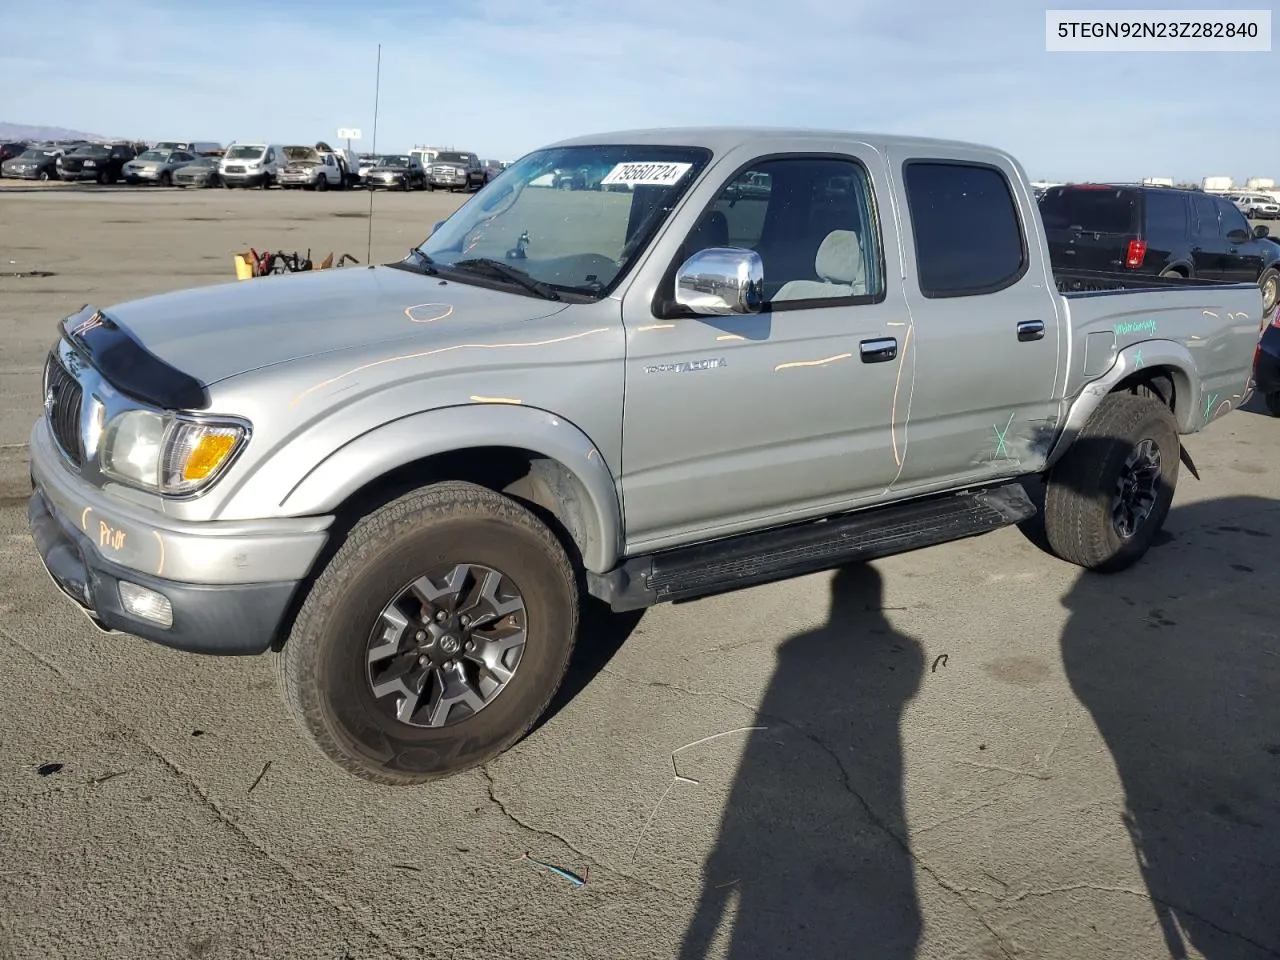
1124, 239, 1147, 268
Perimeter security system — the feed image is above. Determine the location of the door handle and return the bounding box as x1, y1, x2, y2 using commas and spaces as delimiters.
860, 337, 897, 362
1017, 320, 1045, 342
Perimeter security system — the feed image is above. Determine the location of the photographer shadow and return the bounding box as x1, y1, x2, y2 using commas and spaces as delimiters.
678, 563, 924, 960
1052, 494, 1280, 958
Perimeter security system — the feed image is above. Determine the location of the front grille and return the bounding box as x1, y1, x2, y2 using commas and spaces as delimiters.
45, 354, 84, 465
225, 165, 245, 173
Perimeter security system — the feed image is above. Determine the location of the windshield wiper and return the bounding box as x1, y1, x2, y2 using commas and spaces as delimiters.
402, 248, 438, 275
451, 257, 561, 301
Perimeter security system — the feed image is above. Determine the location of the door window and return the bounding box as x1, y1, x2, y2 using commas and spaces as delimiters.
902, 160, 1027, 298
1192, 195, 1220, 237
1216, 198, 1252, 237
686, 156, 884, 306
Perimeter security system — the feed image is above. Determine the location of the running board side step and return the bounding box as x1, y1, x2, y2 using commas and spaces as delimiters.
587, 482, 1037, 612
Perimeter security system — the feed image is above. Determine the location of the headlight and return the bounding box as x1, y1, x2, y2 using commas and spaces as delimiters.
101, 410, 248, 496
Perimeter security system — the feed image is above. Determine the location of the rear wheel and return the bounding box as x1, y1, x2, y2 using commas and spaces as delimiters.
277, 481, 580, 784
1265, 392, 1280, 417
1158, 266, 1187, 279
1041, 391, 1179, 573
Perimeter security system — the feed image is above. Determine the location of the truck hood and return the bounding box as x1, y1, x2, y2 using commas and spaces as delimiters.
88, 264, 571, 386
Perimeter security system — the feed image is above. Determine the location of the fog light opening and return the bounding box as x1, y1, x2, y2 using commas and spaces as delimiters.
118, 581, 174, 628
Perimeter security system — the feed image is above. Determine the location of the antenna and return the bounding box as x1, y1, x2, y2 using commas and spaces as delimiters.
365, 42, 382, 265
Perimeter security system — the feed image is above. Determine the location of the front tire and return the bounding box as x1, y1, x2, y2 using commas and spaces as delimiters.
1258, 266, 1279, 322
277, 481, 580, 784
1041, 391, 1179, 573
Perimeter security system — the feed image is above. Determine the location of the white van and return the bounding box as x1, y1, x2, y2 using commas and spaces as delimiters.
219, 142, 286, 189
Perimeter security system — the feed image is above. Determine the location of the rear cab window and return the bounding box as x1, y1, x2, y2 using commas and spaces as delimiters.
902, 160, 1028, 297
1038, 186, 1140, 235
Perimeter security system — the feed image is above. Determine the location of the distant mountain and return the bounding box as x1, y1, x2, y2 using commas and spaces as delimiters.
0, 121, 107, 142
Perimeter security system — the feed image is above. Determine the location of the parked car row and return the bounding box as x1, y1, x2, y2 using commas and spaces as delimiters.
0, 137, 511, 194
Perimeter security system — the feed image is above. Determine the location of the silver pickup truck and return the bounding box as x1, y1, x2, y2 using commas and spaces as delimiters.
26, 127, 1264, 784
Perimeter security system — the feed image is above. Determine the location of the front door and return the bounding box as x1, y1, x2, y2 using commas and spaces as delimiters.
618, 146, 912, 553
882, 146, 1064, 491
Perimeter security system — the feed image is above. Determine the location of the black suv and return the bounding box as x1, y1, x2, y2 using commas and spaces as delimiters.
1039, 183, 1280, 318
56, 143, 137, 184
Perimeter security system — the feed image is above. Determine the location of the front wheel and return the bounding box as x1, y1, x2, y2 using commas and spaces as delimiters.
1041, 391, 1179, 573
277, 481, 580, 784
1259, 266, 1279, 322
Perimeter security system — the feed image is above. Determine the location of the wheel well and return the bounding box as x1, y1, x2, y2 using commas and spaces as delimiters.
269, 446, 599, 653
331, 445, 596, 564
1114, 364, 1183, 418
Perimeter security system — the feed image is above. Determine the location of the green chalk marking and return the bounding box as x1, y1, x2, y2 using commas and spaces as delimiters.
1114, 319, 1158, 337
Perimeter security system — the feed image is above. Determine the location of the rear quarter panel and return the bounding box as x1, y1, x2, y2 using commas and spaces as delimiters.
1061, 282, 1262, 431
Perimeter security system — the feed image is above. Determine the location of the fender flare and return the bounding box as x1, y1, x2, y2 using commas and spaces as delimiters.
280, 404, 624, 573
1043, 340, 1200, 471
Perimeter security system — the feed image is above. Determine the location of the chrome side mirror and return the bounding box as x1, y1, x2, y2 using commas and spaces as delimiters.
674, 247, 764, 316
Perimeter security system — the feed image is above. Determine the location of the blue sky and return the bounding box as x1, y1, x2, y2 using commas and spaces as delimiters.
3, 0, 1277, 182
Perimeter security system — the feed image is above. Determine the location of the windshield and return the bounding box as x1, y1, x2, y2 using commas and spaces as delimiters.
226, 145, 264, 160
378, 155, 411, 167
435, 152, 473, 164
1039, 186, 1140, 233
70, 145, 109, 157
418, 144, 712, 298
137, 150, 170, 162
18, 149, 50, 160
284, 146, 319, 162
154, 142, 184, 151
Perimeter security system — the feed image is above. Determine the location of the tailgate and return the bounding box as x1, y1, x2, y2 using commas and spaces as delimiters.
1040, 186, 1141, 272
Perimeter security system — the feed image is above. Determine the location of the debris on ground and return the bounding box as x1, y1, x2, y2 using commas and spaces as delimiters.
516, 851, 589, 887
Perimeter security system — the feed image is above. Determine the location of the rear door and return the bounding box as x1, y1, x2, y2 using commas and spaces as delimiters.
882, 147, 1064, 490
1039, 185, 1140, 272
1190, 193, 1229, 278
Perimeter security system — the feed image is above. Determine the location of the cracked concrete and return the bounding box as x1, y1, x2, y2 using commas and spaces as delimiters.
2, 188, 1279, 960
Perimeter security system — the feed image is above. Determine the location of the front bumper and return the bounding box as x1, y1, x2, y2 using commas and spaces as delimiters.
27, 420, 332, 655
57, 169, 102, 181
369, 174, 408, 188
428, 174, 468, 188
222, 172, 268, 187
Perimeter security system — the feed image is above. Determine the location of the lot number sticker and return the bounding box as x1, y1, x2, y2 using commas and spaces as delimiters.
600, 161, 693, 187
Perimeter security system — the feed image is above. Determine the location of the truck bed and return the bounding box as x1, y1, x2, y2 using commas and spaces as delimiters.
1054, 268, 1245, 296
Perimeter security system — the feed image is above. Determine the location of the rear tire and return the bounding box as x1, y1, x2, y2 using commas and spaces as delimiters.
277, 481, 580, 784
1158, 266, 1187, 279
1265, 391, 1280, 417
1041, 391, 1179, 573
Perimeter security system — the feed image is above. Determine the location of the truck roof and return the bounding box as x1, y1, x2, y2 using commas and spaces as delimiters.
546, 126, 1015, 160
